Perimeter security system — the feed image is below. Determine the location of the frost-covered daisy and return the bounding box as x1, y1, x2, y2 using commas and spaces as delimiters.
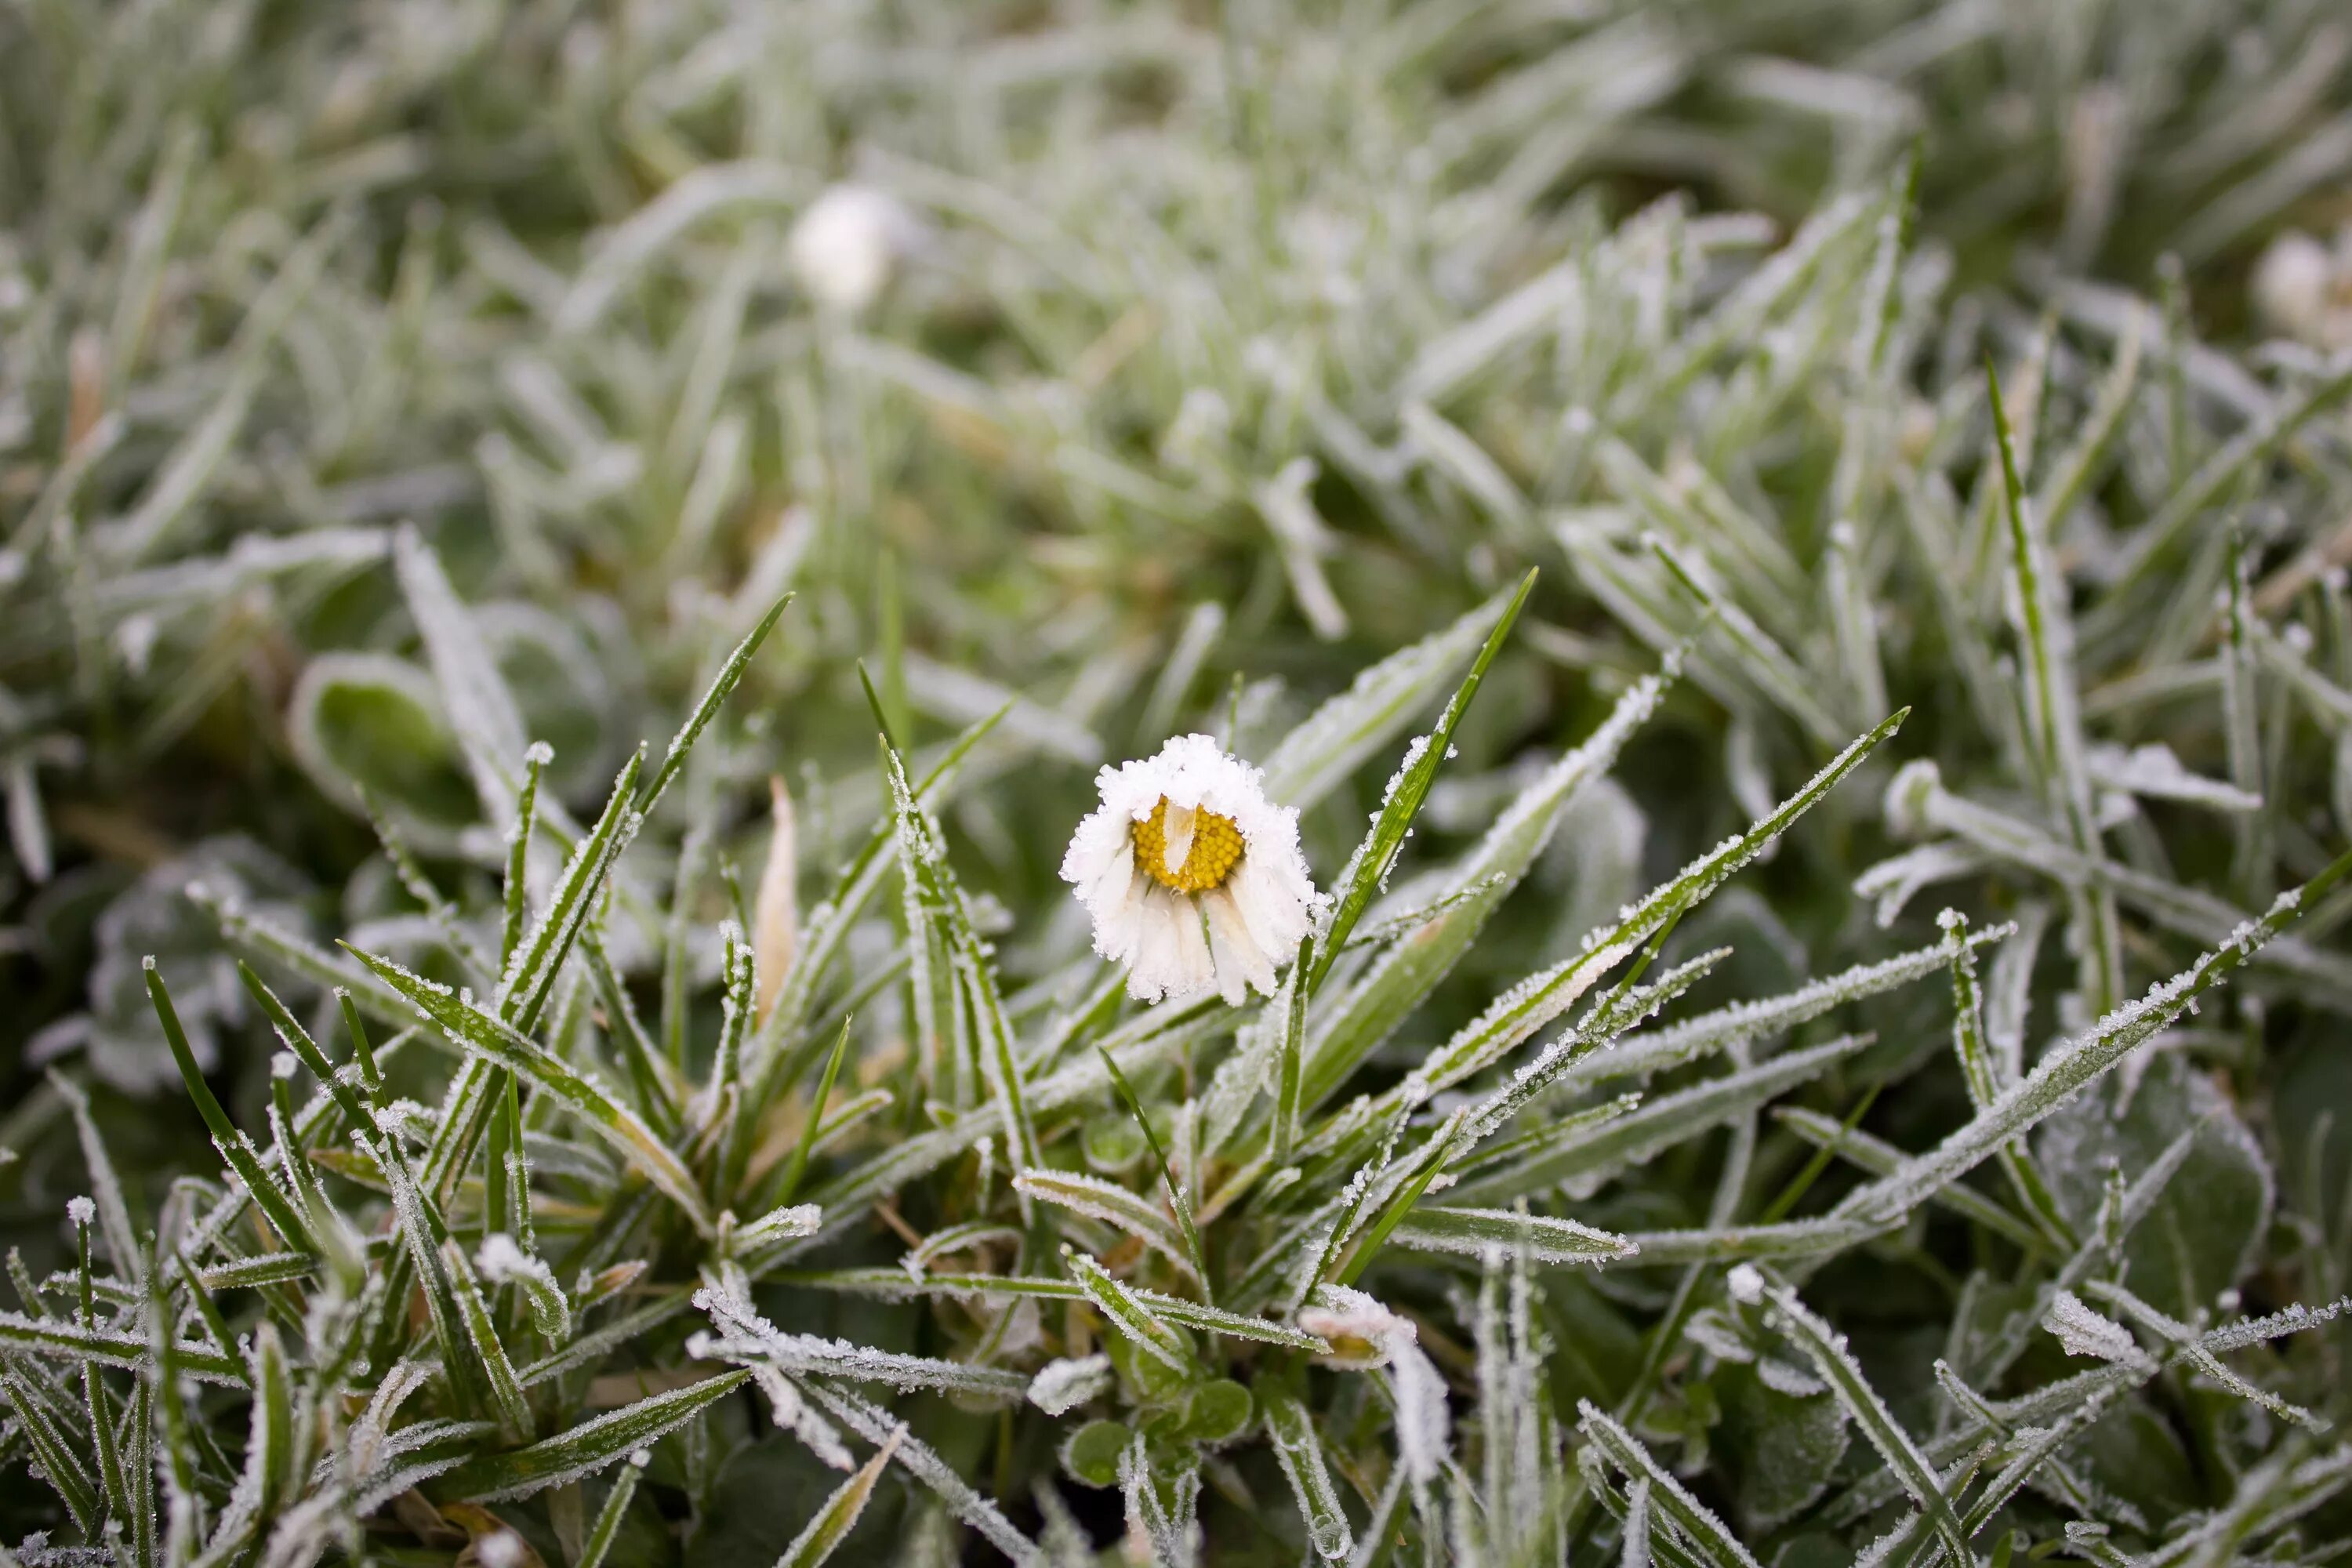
1061, 735, 1319, 1005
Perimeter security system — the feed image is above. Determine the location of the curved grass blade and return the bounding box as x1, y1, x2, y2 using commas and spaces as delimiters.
1764, 1280, 1972, 1566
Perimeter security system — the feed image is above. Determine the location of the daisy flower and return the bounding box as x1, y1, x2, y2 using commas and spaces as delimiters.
1061, 735, 1319, 1005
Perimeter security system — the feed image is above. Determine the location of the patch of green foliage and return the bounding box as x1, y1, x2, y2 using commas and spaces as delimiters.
5, 2, 2352, 1563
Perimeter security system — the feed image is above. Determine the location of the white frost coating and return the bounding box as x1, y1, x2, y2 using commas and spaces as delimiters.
691, 1285, 1028, 1401
733, 1202, 823, 1253
475, 1531, 526, 1568
1853, 840, 1990, 927
1726, 1264, 1765, 1305
2044, 1291, 2148, 1366
1026, 1353, 1112, 1416
1013, 1171, 1195, 1280
750, 1364, 854, 1471
270, 1051, 297, 1080
394, 526, 528, 819
2085, 742, 2262, 812
787, 184, 924, 315
1299, 1284, 1407, 1368
1061, 734, 1322, 1004
66, 1196, 95, 1226
2203, 1294, 2352, 1352
1588, 933, 1998, 1090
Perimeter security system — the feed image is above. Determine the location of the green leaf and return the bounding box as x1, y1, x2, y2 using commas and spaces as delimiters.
1062, 1420, 1129, 1488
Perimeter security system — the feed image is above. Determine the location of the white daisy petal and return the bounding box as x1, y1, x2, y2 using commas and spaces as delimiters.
1061, 735, 1323, 1005
1160, 800, 1198, 879
1203, 889, 1274, 1003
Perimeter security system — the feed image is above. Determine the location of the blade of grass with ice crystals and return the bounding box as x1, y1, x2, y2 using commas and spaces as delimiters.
779, 1430, 902, 1568
1261, 583, 1515, 811
440, 1240, 535, 1440
691, 1288, 1029, 1400
1578, 929, 2006, 1094
373, 1133, 501, 1421
1064, 1250, 1196, 1377
238, 964, 375, 1132
1390, 1207, 1635, 1265
48, 1073, 139, 1285
1274, 939, 1311, 1167
804, 1381, 1041, 1565
1989, 358, 2122, 1014
1096, 1047, 1206, 1288
1595, 437, 1808, 622
1450, 949, 1723, 1158
495, 745, 646, 1036
2223, 531, 2270, 902
434, 1371, 750, 1501
1578, 1402, 1763, 1568
1311, 568, 1537, 992
1835, 847, 2352, 1234
1893, 767, 2352, 1002
1773, 1109, 2045, 1251
1454, 1032, 1870, 1203
1, 1361, 101, 1535
797, 1000, 1229, 1248
1014, 1171, 1200, 1287
1452, 706, 1910, 1116
747, 704, 1007, 1086
394, 527, 530, 820
1262, 1382, 1354, 1560
1941, 912, 2072, 1247
503, 742, 549, 970
112, 211, 347, 564
1649, 537, 1843, 747
581, 932, 681, 1140
348, 946, 713, 1235
772, 1017, 852, 1207
640, 591, 791, 816
2106, 356, 2352, 606
882, 739, 1043, 1193
146, 962, 315, 1257
1763, 1280, 1972, 1566
2033, 319, 2142, 538
1641, 191, 1871, 404
1301, 653, 1672, 1109
575, 1452, 648, 1568
2082, 1280, 2328, 1432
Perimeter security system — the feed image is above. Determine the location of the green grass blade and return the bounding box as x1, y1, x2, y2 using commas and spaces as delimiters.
434, 1371, 750, 1501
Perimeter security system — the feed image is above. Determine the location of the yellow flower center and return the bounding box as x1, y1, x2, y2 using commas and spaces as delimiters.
1132, 797, 1244, 894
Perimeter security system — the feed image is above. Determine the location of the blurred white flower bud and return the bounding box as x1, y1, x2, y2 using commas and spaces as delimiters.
787, 183, 923, 315
2252, 228, 2352, 351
